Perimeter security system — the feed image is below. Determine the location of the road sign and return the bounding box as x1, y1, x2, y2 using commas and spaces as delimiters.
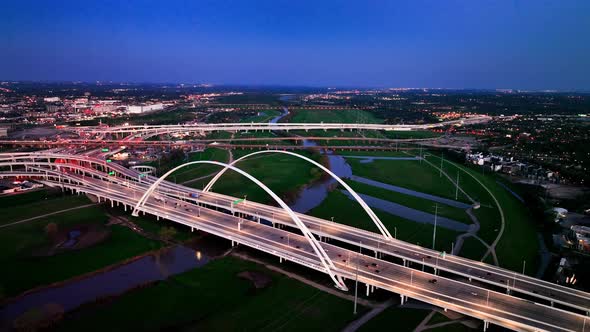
101, 148, 109, 152
233, 198, 245, 205
106, 159, 112, 163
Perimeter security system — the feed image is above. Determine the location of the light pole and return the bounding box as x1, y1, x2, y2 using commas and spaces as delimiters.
394, 227, 397, 239
455, 171, 460, 200
440, 153, 444, 177
522, 260, 526, 275
353, 241, 361, 315
432, 204, 438, 250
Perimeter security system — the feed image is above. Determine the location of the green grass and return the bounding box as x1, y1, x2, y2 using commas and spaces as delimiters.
309, 191, 459, 252
172, 148, 230, 184
186, 151, 324, 204
0, 206, 162, 297
346, 158, 467, 202
337, 151, 419, 157
288, 109, 383, 124
0, 190, 93, 225
345, 180, 471, 224
358, 306, 430, 332
239, 109, 282, 123
426, 154, 539, 274
118, 212, 194, 243
458, 236, 489, 261
55, 256, 363, 332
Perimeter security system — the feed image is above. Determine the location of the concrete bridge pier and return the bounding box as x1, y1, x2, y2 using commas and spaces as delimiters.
483, 320, 489, 331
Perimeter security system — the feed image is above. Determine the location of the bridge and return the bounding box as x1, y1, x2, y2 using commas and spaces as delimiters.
0, 150, 587, 332
73, 116, 492, 138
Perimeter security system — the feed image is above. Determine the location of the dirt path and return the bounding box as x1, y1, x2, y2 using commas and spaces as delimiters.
0, 203, 99, 229
341, 298, 396, 332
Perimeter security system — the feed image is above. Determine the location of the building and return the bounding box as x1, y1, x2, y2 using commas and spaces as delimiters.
127, 103, 164, 114
0, 126, 9, 137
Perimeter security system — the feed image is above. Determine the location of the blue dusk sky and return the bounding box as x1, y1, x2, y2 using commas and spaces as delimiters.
1, 0, 589, 90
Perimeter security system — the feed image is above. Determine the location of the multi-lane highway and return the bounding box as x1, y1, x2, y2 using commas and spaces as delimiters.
1, 151, 588, 331
73, 116, 492, 137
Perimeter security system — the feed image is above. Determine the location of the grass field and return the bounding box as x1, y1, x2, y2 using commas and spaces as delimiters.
309, 191, 459, 252
345, 180, 471, 224
426, 154, 539, 274
287, 109, 382, 124
458, 236, 489, 261
337, 150, 420, 157
171, 148, 230, 184
0, 190, 92, 225
358, 306, 430, 332
0, 206, 162, 298
345, 158, 467, 202
186, 150, 324, 204
239, 109, 282, 123
55, 256, 363, 332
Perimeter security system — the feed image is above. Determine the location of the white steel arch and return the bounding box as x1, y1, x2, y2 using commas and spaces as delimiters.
132, 160, 348, 291
203, 150, 393, 240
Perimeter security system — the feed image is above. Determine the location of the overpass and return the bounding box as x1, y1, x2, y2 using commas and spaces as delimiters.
0, 151, 587, 331
74, 116, 492, 138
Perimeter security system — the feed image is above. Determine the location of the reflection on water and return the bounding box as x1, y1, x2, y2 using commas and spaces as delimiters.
0, 245, 209, 324
289, 152, 352, 213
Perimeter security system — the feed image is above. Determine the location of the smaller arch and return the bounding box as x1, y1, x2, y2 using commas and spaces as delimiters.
132, 160, 347, 291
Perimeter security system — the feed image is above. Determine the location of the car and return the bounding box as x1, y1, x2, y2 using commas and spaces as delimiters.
371, 263, 378, 267
428, 279, 437, 284
375, 270, 380, 273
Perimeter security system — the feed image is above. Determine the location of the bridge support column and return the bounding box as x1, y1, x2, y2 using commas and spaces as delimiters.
124, 204, 127, 211
157, 215, 160, 221
483, 320, 488, 331
366, 284, 369, 296
110, 199, 114, 208
280, 257, 283, 263
400, 294, 405, 304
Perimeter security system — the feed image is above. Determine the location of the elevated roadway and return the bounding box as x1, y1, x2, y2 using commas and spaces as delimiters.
1, 152, 588, 331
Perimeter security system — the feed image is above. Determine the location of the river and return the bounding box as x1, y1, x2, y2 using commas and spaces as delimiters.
0, 243, 213, 326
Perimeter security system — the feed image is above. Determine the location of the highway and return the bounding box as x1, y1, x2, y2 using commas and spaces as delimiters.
73, 116, 492, 137
1, 151, 590, 314
1, 152, 589, 331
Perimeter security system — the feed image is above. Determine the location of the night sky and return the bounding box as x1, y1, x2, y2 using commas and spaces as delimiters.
1, 0, 589, 90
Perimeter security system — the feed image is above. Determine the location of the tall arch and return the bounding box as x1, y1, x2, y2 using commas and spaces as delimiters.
204, 150, 393, 240
132, 160, 348, 291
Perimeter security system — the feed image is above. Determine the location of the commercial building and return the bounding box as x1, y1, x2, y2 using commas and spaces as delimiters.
127, 103, 164, 114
